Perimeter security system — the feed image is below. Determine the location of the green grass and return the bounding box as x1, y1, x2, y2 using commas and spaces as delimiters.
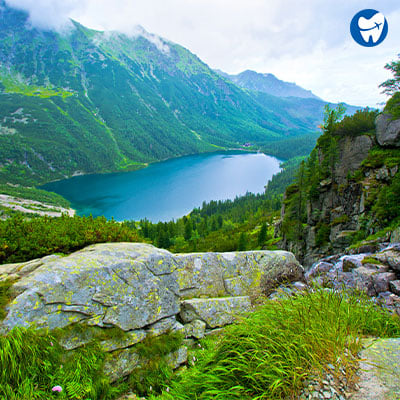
361, 256, 380, 265
0, 328, 120, 399
0, 280, 14, 321
0, 326, 183, 400
127, 331, 184, 396
0, 75, 73, 99
152, 288, 400, 400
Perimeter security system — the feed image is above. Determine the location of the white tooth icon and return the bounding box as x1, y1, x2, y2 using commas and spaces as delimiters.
358, 12, 385, 43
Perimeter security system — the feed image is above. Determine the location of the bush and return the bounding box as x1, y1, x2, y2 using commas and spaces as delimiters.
332, 108, 378, 137
0, 214, 143, 264
315, 223, 330, 246
384, 92, 400, 119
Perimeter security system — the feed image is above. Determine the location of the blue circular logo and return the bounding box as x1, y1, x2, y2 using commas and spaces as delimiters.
350, 9, 388, 47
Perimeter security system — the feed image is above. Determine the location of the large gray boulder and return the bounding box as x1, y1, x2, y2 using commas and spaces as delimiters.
375, 113, 400, 147
0, 242, 303, 381
175, 250, 303, 299
1, 243, 180, 333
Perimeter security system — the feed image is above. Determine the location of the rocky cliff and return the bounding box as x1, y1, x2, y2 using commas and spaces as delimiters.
0, 242, 303, 381
277, 109, 400, 266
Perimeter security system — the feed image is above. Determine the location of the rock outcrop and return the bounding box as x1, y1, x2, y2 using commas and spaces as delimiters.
375, 113, 400, 147
278, 114, 400, 266
0, 242, 303, 381
305, 243, 400, 315
352, 338, 400, 400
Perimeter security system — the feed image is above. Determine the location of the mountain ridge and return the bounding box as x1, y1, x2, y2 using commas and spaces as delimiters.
0, 1, 350, 188
215, 69, 321, 100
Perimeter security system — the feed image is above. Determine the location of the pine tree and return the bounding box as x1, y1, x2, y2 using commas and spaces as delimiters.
258, 222, 267, 246
237, 232, 247, 251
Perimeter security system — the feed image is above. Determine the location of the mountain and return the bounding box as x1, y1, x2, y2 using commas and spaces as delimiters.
215, 69, 320, 99
0, 1, 338, 187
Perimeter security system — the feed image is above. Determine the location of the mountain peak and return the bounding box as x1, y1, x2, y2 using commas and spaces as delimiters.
217, 69, 320, 100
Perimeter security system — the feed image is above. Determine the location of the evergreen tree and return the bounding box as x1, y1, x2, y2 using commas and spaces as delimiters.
237, 232, 248, 251
258, 222, 267, 246
184, 219, 193, 241
379, 54, 400, 95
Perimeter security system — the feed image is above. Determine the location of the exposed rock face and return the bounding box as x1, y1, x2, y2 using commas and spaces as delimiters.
278, 115, 400, 266
375, 113, 400, 147
180, 297, 252, 328
0, 242, 303, 381
335, 135, 373, 183
176, 250, 303, 299
352, 338, 400, 400
1, 243, 180, 333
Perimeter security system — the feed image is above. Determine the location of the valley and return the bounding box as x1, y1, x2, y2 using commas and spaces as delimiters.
0, 1, 400, 400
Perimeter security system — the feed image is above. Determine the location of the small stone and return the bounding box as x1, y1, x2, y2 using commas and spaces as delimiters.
389, 280, 400, 296
183, 319, 206, 339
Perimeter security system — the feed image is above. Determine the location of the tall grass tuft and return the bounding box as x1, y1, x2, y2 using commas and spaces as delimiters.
154, 287, 400, 400
0, 327, 121, 399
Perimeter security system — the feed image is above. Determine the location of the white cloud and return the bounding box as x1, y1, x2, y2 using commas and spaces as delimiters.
5, 0, 83, 31
4, 0, 400, 106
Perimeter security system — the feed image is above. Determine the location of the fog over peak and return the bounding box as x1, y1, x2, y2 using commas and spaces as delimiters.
5, 0, 82, 31
2, 0, 400, 107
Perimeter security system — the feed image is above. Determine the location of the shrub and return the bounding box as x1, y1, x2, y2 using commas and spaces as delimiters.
0, 214, 144, 264
315, 223, 330, 246
332, 108, 378, 137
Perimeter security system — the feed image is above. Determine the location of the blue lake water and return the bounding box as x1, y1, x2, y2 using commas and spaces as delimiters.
42, 151, 281, 222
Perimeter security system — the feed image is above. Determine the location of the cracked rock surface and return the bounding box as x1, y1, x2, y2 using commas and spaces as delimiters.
0, 242, 303, 380
1, 243, 180, 333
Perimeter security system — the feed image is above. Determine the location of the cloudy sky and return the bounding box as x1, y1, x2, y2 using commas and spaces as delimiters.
5, 0, 400, 107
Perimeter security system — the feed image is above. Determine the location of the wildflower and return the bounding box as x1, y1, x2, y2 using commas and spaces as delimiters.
50, 342, 54, 346
52, 385, 62, 392
166, 387, 170, 392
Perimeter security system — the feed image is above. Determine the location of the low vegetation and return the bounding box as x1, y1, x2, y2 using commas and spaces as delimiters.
0, 328, 120, 400
2, 288, 398, 399
0, 215, 143, 264
152, 288, 400, 400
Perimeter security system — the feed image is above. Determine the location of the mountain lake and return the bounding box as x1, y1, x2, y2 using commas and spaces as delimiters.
42, 151, 281, 221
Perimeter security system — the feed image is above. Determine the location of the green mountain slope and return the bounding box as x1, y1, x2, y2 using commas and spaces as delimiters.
0, 1, 332, 186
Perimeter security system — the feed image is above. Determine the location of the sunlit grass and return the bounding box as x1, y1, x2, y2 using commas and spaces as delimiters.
153, 287, 400, 400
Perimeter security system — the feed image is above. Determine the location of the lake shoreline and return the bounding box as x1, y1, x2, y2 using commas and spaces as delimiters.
41, 151, 282, 222
37, 147, 263, 188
